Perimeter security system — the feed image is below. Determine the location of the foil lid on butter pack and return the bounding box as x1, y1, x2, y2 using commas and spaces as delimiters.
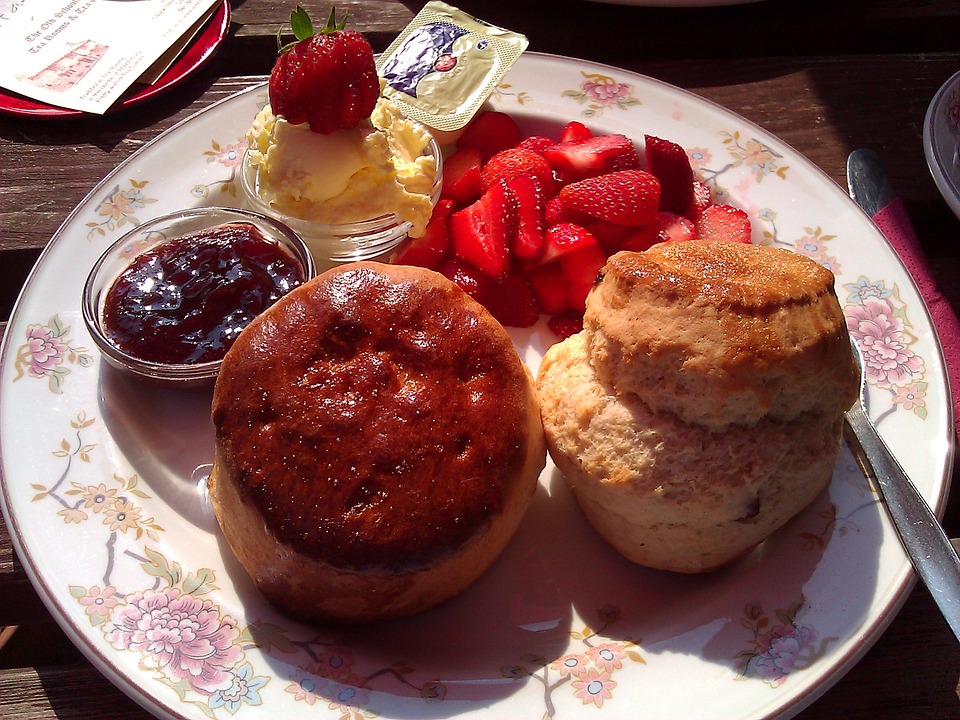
376, 2, 528, 133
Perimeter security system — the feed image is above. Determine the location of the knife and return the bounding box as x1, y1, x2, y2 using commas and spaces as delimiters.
847, 148, 901, 217
846, 148, 960, 454
844, 339, 960, 644
846, 150, 960, 642
846, 147, 933, 283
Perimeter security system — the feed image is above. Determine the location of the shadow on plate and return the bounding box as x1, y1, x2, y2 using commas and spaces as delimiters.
97, 363, 218, 533
212, 461, 577, 714
93, 343, 883, 717
558, 444, 883, 685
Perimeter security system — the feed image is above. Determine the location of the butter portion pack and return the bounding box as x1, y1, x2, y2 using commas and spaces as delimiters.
376, 2, 528, 133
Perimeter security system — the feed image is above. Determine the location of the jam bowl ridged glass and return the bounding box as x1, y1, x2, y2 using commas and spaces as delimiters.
81, 206, 316, 387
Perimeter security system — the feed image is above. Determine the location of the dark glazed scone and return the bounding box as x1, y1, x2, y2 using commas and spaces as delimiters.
209, 261, 544, 624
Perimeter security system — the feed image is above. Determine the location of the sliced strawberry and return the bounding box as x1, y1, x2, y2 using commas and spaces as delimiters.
685, 180, 712, 222
525, 262, 569, 315
483, 270, 540, 328
606, 211, 696, 253
545, 195, 580, 226
547, 313, 584, 340
506, 175, 546, 261
449, 182, 517, 279
457, 111, 523, 162
560, 243, 606, 313
586, 219, 643, 255
697, 203, 753, 244
559, 121, 593, 143
438, 257, 491, 302
541, 134, 641, 181
432, 198, 454, 220
543, 197, 631, 254
541, 223, 600, 264
393, 214, 449, 270
441, 147, 483, 204
517, 135, 556, 154
657, 211, 696, 242
614, 227, 661, 253
481, 148, 555, 195
644, 135, 694, 214
559, 170, 661, 227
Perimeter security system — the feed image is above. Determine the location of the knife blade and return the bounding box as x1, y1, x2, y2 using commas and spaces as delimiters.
847, 147, 897, 216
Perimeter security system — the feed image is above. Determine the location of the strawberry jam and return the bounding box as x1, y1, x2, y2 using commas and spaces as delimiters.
102, 222, 305, 365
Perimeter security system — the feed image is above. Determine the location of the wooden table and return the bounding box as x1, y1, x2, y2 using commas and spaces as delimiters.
2, 0, 959, 717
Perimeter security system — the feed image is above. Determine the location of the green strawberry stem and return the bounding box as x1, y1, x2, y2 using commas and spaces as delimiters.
277, 5, 348, 54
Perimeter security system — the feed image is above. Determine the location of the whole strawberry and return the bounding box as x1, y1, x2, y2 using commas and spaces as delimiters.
268, 6, 379, 134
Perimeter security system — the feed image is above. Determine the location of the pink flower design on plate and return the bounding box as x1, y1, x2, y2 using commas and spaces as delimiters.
57, 507, 88, 523
82, 483, 117, 513
217, 142, 245, 168
741, 138, 775, 173
687, 147, 712, 170
319, 674, 370, 712
313, 647, 355, 680
97, 191, 136, 221
586, 643, 627, 672
102, 499, 142, 533
752, 624, 815, 686
571, 667, 616, 707
79, 585, 119, 616
795, 233, 828, 256
846, 297, 924, 386
551, 651, 587, 678
286, 674, 320, 705
25, 325, 66, 376
893, 383, 927, 411
105, 588, 241, 695
582, 76, 633, 106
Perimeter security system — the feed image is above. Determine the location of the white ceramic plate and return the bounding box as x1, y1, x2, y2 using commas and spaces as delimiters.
924, 69, 960, 221
1, 53, 954, 720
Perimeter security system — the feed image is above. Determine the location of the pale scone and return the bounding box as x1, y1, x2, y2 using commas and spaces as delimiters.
586, 243, 857, 429
210, 262, 545, 624
538, 242, 858, 573
538, 333, 845, 573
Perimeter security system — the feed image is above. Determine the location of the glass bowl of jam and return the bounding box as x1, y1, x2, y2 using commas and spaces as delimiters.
82, 206, 316, 387
238, 135, 443, 271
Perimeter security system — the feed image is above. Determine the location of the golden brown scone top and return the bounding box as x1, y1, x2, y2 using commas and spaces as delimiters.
599, 241, 837, 313
586, 242, 859, 427
212, 262, 534, 572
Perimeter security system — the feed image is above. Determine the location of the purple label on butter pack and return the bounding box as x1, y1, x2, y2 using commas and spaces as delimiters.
376, 1, 528, 132
380, 21, 468, 98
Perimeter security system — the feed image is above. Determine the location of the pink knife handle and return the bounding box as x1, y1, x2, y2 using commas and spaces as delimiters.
874, 197, 960, 446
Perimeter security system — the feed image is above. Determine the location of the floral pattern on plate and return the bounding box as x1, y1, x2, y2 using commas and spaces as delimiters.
12, 314, 94, 393
513, 606, 645, 715
85, 179, 157, 240
1, 54, 952, 720
32, 411, 269, 716
735, 599, 832, 687
561, 70, 641, 117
